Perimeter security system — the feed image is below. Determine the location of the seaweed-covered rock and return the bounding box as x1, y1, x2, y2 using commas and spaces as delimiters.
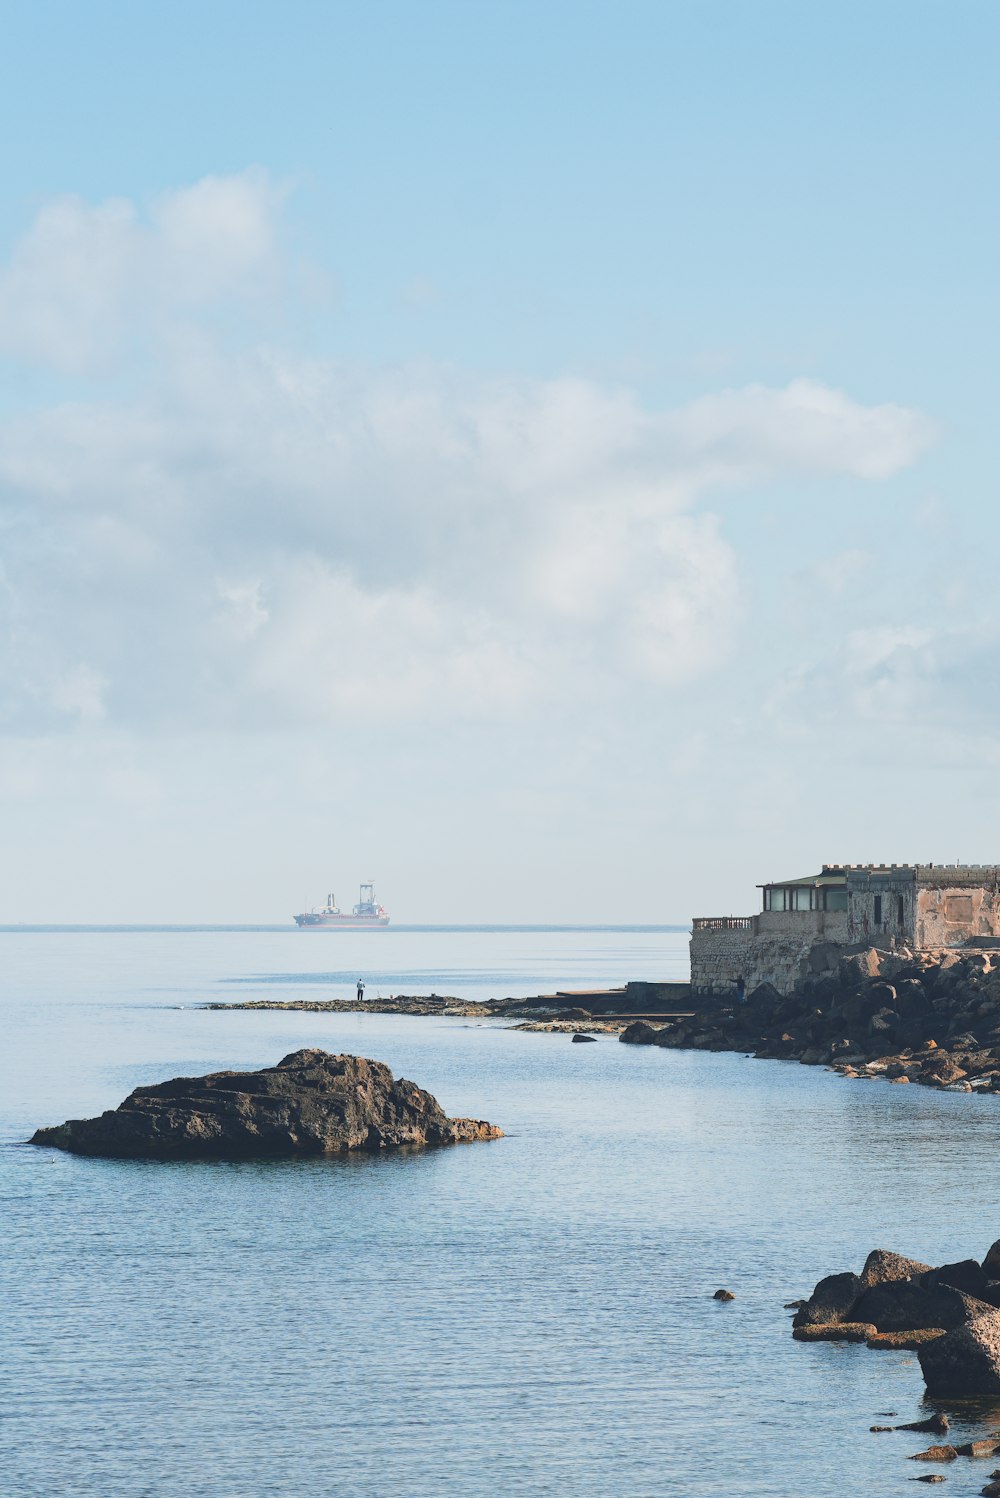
30, 1049, 503, 1159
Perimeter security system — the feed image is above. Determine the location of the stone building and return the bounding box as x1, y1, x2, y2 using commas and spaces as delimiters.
690, 864, 1000, 998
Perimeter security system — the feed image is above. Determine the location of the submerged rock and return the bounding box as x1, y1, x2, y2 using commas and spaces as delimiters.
896, 1415, 950, 1434
30, 1049, 504, 1160
867, 1329, 946, 1350
793, 1322, 876, 1342
907, 1445, 958, 1462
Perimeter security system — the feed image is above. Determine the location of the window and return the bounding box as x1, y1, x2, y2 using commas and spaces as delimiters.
873, 895, 882, 924
826, 889, 848, 911
897, 894, 905, 926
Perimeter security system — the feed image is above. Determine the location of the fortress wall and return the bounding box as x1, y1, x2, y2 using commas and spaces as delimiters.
690, 927, 831, 998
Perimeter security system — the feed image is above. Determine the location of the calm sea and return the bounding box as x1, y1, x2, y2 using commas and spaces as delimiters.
3, 926, 1000, 1497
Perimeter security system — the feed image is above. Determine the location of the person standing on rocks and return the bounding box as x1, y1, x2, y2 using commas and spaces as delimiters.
735, 975, 746, 1006
357, 979, 365, 1003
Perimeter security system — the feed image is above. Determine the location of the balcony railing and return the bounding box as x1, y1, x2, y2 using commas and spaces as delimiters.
691, 916, 753, 932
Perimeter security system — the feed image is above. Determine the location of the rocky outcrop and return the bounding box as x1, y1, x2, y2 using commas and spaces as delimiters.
797, 1240, 1000, 1398
623, 947, 1000, 1095
30, 1049, 503, 1160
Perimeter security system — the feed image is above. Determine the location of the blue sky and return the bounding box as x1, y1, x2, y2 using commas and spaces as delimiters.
0, 2, 997, 920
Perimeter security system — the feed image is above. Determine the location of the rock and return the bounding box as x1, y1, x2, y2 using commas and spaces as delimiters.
982, 1240, 1000, 1278
908, 1477, 945, 1484
840, 948, 882, 984
957, 1440, 1000, 1458
908, 1446, 958, 1462
852, 1280, 993, 1334
619, 1021, 657, 1045
571, 1032, 597, 1043
861, 1249, 932, 1288
30, 1049, 504, 1159
793, 1271, 863, 1327
867, 1329, 947, 1350
923, 1058, 969, 1086
919, 1313, 1000, 1397
784, 1300, 806, 1309
896, 1414, 950, 1434
870, 1425, 894, 1432
925, 1260, 990, 1300
747, 980, 783, 1007
793, 1322, 876, 1342
982, 1482, 1000, 1497
713, 1289, 735, 1301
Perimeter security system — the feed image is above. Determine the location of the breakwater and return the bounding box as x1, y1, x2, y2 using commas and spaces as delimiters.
203, 978, 692, 1021
623, 945, 1000, 1093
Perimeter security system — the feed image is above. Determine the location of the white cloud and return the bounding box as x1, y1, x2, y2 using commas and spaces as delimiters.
0, 175, 936, 734
0, 169, 281, 374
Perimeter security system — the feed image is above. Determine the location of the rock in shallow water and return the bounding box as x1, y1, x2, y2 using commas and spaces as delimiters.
918, 1314, 1000, 1397
30, 1049, 504, 1160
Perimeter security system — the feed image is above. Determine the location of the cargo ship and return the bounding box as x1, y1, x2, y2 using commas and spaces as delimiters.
294, 883, 390, 929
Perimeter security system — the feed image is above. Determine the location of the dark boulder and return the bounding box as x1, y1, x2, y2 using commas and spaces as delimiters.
571, 1032, 597, 1043
860, 1249, 932, 1288
923, 1259, 990, 1300
895, 978, 931, 1013
793, 1271, 862, 1327
852, 1280, 993, 1334
918, 1312, 1000, 1397
865, 982, 899, 1012
982, 1239, 1000, 1278
30, 1049, 504, 1159
619, 1021, 657, 1045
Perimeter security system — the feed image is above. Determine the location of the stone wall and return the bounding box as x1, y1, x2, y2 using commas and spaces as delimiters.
689, 925, 836, 997
846, 875, 915, 946
915, 882, 1000, 947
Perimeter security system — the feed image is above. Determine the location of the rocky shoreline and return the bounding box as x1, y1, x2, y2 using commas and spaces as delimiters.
203, 994, 572, 1019
620, 946, 1000, 1094
793, 1241, 1000, 1488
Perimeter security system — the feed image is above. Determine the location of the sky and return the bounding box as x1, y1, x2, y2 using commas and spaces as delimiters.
0, 0, 997, 922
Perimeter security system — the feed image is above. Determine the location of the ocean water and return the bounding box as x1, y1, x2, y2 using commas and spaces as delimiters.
4, 926, 1000, 1498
